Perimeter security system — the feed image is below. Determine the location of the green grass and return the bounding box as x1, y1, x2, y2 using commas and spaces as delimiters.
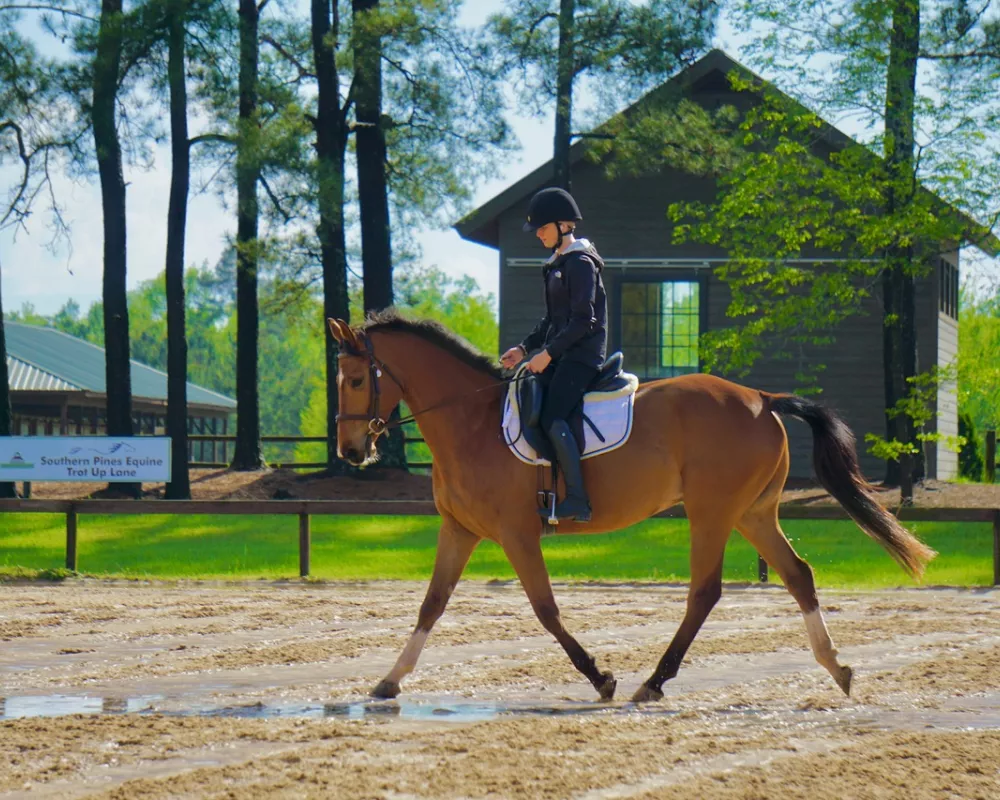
0, 513, 993, 588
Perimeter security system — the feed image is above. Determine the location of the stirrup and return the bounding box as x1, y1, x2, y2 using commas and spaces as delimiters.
537, 490, 559, 525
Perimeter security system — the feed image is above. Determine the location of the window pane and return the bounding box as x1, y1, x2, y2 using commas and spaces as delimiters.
621, 280, 700, 379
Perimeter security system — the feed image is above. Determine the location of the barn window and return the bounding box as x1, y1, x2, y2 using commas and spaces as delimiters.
620, 280, 701, 379
939, 260, 958, 319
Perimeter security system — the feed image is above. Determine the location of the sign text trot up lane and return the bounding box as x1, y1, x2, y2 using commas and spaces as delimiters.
0, 438, 171, 482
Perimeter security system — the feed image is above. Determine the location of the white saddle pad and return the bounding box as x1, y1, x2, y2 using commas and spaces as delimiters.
502, 365, 639, 466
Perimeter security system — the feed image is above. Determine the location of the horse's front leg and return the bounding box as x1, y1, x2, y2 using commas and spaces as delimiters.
371, 516, 480, 699
502, 533, 617, 701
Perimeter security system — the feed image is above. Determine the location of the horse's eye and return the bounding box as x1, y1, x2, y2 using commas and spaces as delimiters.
350, 378, 364, 389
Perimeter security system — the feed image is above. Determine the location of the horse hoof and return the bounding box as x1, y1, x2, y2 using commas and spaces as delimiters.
596, 671, 617, 701
835, 665, 853, 697
631, 684, 664, 704
371, 679, 401, 699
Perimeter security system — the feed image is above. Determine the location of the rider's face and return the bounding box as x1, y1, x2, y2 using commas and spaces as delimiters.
536, 222, 561, 249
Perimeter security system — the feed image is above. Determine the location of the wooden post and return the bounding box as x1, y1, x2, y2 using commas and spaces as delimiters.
993, 510, 1000, 587
986, 430, 996, 484
66, 508, 78, 572
299, 512, 310, 578
757, 554, 768, 583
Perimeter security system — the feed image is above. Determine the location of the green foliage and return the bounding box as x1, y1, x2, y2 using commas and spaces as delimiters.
958, 411, 984, 481
654, 84, 968, 391
589, 98, 744, 180
865, 365, 965, 464
375, 0, 515, 228
393, 264, 498, 354
958, 287, 1000, 467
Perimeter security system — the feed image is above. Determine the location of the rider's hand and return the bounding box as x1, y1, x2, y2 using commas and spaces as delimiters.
500, 346, 525, 370
526, 349, 552, 374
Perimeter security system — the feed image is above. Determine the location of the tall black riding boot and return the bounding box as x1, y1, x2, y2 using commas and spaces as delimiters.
544, 419, 592, 523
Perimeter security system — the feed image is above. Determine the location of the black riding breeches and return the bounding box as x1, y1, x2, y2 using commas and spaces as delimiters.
539, 359, 599, 433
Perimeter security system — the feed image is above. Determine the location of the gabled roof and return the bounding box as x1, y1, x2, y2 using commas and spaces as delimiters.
455, 48, 999, 257
4, 322, 237, 410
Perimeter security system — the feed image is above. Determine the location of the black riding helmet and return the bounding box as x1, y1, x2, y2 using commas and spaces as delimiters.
522, 187, 583, 232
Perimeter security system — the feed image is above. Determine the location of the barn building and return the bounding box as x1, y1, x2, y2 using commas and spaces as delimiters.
456, 49, 996, 480
4, 322, 236, 463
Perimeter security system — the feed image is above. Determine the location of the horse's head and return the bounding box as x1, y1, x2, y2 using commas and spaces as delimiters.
327, 318, 404, 467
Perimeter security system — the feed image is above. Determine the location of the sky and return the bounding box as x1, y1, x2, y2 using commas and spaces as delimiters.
2, 3, 994, 319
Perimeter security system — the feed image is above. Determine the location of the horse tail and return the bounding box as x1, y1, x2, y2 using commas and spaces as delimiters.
768, 394, 936, 579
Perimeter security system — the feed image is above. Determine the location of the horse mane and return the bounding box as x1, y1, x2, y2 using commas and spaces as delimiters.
359, 308, 505, 380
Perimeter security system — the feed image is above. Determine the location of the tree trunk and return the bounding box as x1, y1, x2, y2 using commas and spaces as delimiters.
93, 0, 139, 497
553, 0, 575, 191
352, 0, 406, 470
353, 0, 392, 314
0, 262, 16, 498
881, 0, 920, 498
312, 0, 353, 474
232, 0, 265, 470
164, 0, 191, 497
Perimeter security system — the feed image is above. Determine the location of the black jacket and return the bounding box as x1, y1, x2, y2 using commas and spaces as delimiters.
520, 241, 607, 370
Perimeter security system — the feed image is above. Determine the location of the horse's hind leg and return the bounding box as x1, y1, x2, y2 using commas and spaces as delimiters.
632, 513, 730, 703
502, 533, 617, 700
371, 516, 480, 699
737, 505, 853, 696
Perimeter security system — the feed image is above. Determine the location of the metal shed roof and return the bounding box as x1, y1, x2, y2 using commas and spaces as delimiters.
4, 322, 237, 410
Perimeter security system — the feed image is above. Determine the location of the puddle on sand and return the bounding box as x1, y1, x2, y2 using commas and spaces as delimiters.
185, 699, 639, 723
0, 695, 161, 720
0, 694, 668, 723
6, 694, 1000, 731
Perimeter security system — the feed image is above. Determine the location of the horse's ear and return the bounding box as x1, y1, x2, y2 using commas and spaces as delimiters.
328, 317, 363, 354
327, 317, 346, 344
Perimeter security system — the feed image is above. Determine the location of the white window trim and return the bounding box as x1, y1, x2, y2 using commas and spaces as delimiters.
506, 257, 878, 270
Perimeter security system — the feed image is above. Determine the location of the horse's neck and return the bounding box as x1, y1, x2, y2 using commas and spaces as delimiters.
375, 333, 501, 455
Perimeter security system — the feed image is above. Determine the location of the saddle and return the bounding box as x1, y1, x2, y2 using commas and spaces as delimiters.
502, 352, 639, 466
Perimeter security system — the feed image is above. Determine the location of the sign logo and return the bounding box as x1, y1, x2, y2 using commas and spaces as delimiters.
1, 452, 33, 469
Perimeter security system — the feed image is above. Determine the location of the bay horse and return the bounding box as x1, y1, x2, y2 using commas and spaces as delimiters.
328, 311, 935, 703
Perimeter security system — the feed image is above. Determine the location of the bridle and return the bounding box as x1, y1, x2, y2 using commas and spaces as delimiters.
334, 330, 524, 444
334, 332, 406, 438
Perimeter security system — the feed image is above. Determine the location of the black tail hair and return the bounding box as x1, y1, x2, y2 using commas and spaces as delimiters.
770, 395, 936, 579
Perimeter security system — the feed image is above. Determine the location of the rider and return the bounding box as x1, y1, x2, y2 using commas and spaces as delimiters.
500, 187, 608, 523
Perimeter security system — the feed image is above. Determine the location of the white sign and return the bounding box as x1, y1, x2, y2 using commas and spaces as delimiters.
0, 437, 171, 482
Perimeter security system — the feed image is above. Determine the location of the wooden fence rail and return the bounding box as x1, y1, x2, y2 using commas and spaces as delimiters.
1, 500, 997, 585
